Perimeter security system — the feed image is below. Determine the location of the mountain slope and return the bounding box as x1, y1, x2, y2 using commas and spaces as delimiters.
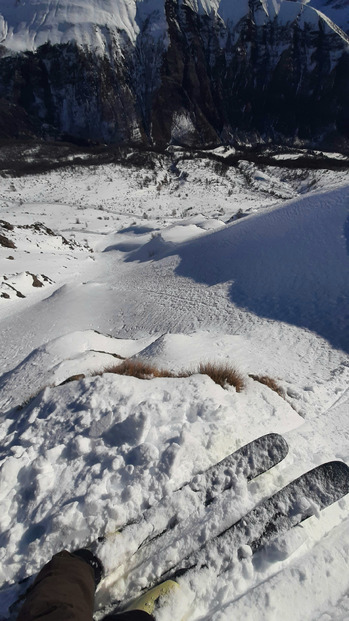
128, 185, 349, 351
0, 0, 348, 148
294, 0, 349, 34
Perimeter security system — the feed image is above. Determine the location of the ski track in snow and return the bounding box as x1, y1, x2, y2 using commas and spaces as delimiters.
0, 157, 349, 620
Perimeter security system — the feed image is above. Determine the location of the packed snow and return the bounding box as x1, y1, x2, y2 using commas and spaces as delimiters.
0, 152, 349, 620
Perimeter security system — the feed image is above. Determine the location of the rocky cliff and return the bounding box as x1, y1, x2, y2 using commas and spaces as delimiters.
0, 0, 348, 150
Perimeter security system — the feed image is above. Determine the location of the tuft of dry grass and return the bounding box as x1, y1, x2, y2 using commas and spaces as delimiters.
102, 359, 176, 380
197, 362, 245, 392
97, 359, 244, 391
249, 374, 284, 397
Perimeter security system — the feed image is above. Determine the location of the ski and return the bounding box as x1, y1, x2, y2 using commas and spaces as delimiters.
5, 433, 288, 619
104, 460, 349, 618
90, 433, 289, 581
98, 432, 289, 548
188, 432, 289, 506
164, 459, 349, 581
91, 433, 288, 610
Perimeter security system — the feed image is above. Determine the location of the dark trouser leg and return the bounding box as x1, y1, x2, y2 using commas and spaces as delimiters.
16, 550, 155, 621
104, 613, 155, 621
16, 550, 95, 621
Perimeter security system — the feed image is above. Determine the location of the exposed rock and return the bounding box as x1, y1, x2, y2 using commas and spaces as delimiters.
30, 273, 44, 288
0, 0, 347, 150
0, 220, 14, 231
59, 374, 86, 385
21, 222, 55, 236
0, 234, 16, 249
0, 99, 36, 140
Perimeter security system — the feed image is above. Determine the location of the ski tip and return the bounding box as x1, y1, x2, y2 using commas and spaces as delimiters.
125, 580, 180, 615
263, 432, 289, 452
318, 460, 349, 494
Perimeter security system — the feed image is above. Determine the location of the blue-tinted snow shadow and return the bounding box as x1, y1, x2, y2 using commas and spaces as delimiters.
117, 225, 156, 235
103, 241, 143, 253
126, 193, 349, 353
344, 214, 349, 255
103, 227, 161, 253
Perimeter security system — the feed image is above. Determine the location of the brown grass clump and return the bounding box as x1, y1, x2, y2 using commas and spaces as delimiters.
97, 358, 245, 392
249, 374, 284, 397
198, 362, 245, 392
103, 359, 175, 380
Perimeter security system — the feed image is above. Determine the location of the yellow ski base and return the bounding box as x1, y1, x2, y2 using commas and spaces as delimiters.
125, 580, 180, 615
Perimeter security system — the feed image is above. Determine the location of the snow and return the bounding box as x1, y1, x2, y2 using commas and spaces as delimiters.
0, 0, 347, 55
260, 0, 283, 17
0, 0, 169, 53
306, 0, 349, 34
0, 152, 349, 620
161, 186, 349, 350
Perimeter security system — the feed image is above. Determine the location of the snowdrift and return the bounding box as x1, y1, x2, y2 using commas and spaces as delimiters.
150, 186, 349, 351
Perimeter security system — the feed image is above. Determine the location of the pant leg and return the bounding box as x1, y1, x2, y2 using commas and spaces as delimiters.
16, 550, 95, 621
104, 612, 154, 621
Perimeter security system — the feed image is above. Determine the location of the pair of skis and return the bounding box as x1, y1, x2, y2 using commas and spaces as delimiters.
96, 433, 349, 616
5, 433, 349, 619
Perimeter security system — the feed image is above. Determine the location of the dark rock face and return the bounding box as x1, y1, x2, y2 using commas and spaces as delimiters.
150, 0, 349, 150
0, 43, 144, 143
0, 0, 348, 150
0, 98, 36, 139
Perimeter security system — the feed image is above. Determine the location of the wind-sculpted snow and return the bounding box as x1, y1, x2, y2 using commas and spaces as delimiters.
149, 186, 349, 351
0, 330, 157, 412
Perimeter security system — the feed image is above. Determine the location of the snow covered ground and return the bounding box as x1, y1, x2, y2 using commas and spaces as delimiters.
0, 152, 349, 620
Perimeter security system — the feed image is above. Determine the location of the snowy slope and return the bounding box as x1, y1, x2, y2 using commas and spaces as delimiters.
298, 0, 349, 33
149, 186, 349, 351
0, 157, 349, 620
0, 0, 168, 52
0, 0, 347, 52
